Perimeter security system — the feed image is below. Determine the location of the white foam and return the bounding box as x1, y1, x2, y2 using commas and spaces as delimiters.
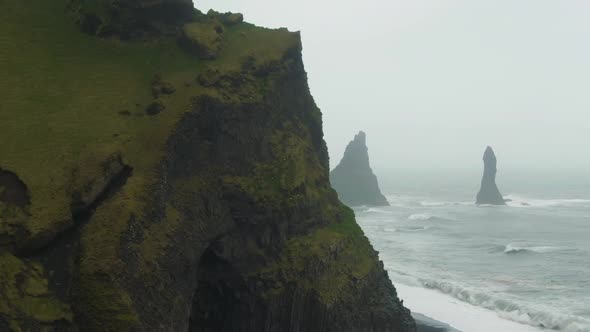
408, 213, 433, 221
395, 283, 544, 332
504, 194, 590, 208
420, 201, 447, 207
366, 207, 395, 215
390, 275, 590, 332
398, 225, 432, 232
504, 243, 563, 255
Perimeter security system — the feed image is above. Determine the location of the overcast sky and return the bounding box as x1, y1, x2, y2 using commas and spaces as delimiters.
198, 0, 590, 170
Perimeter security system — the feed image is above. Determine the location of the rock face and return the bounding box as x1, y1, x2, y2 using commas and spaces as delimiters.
476, 146, 506, 205
0, 1, 414, 331
330, 132, 389, 207
69, 0, 195, 38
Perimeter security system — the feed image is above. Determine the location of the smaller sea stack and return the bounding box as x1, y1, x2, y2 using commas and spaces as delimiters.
330, 131, 389, 206
476, 146, 506, 205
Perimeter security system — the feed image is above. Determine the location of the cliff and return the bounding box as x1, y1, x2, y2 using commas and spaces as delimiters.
476, 146, 506, 205
330, 132, 390, 207
0, 1, 415, 331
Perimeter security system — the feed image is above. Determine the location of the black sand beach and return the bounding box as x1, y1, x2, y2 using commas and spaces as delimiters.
414, 313, 461, 332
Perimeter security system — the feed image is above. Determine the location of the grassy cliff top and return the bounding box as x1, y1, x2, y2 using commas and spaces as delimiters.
0, 3, 415, 331
0, 0, 300, 252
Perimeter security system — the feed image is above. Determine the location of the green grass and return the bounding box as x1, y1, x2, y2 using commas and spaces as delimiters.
1, 0, 201, 248
1, 2, 302, 325
0, 0, 300, 252
0, 253, 73, 330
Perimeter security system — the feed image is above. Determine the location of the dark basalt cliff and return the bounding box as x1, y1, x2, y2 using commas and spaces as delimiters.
0, 1, 415, 331
476, 146, 506, 205
330, 132, 390, 207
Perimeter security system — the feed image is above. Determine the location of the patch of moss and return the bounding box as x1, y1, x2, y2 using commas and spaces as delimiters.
74, 275, 139, 329
181, 20, 225, 59
254, 206, 377, 305
222, 121, 326, 210
137, 204, 183, 272
0, 253, 73, 329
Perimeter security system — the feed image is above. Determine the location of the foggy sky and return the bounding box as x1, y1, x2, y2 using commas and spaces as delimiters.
198, 0, 590, 170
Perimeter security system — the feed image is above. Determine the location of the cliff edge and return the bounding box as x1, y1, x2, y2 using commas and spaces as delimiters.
0, 1, 414, 331
330, 131, 390, 207
476, 146, 506, 205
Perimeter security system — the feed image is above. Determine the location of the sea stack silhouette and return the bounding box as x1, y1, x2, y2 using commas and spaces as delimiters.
330, 131, 389, 206
476, 146, 506, 205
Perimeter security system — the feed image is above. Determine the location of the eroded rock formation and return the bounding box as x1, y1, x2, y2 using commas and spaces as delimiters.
69, 0, 196, 38
0, 1, 414, 331
476, 146, 506, 205
330, 131, 389, 207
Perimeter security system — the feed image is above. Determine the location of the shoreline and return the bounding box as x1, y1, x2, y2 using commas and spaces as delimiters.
395, 283, 544, 332
414, 313, 462, 332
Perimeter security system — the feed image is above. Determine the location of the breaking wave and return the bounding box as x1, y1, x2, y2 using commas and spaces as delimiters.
504, 244, 563, 255
398, 225, 432, 232
408, 213, 433, 221
412, 278, 590, 331
407, 213, 456, 223
365, 207, 395, 215
505, 194, 590, 208
420, 200, 473, 207
386, 194, 590, 209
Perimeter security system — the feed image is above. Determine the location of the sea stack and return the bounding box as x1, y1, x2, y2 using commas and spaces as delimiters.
330, 131, 389, 206
476, 146, 506, 205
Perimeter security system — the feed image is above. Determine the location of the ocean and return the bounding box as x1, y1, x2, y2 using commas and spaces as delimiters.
355, 168, 590, 332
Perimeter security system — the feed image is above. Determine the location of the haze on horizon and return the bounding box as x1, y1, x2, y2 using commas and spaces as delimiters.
198, 0, 590, 171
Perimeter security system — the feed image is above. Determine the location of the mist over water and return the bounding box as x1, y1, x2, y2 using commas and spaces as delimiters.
356, 169, 590, 332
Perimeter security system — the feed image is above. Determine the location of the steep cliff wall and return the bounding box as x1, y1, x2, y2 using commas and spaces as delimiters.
330, 131, 389, 207
0, 1, 415, 331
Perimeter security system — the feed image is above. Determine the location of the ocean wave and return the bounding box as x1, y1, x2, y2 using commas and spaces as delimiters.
398, 225, 432, 232
414, 278, 590, 331
408, 213, 433, 221
421, 200, 474, 207
504, 244, 563, 255
386, 193, 590, 209
504, 194, 590, 208
365, 207, 395, 215
407, 213, 455, 222
384, 194, 475, 208
420, 201, 447, 207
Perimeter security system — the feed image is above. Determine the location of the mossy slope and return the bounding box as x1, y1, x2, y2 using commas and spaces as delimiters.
0, 1, 415, 331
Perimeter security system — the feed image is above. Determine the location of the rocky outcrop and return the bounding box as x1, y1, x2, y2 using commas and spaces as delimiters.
0, 1, 414, 331
68, 0, 195, 38
330, 131, 389, 207
476, 146, 506, 205
0, 169, 30, 208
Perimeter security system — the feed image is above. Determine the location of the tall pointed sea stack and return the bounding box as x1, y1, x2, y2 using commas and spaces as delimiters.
476, 146, 506, 205
330, 131, 389, 206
